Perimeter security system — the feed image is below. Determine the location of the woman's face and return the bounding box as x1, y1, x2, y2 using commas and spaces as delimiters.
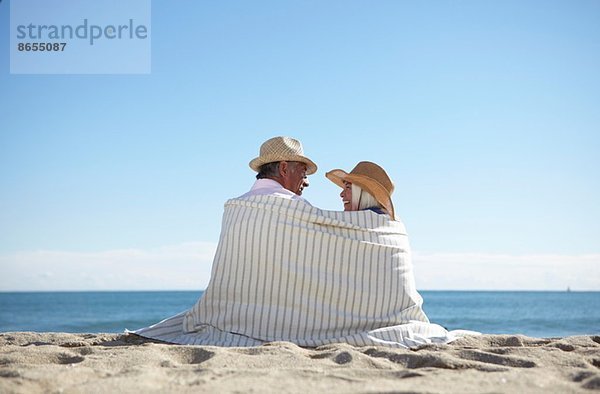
340, 181, 355, 211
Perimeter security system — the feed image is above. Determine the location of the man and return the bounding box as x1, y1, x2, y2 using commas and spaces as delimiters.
239, 136, 317, 202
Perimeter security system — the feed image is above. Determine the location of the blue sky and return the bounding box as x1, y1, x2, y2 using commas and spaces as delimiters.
1, 0, 599, 291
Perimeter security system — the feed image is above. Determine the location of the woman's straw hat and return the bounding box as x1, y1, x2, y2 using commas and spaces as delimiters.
249, 136, 317, 175
326, 161, 395, 220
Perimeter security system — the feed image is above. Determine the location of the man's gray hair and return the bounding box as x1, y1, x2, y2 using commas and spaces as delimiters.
256, 162, 281, 179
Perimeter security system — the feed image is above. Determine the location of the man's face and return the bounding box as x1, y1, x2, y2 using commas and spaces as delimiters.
281, 161, 309, 195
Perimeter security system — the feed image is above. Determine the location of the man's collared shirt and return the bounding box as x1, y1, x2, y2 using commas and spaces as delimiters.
238, 178, 310, 204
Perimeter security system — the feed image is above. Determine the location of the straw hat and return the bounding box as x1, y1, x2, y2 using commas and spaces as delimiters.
249, 136, 317, 175
326, 161, 395, 220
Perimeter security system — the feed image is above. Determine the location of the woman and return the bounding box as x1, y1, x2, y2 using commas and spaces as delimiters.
326, 161, 395, 220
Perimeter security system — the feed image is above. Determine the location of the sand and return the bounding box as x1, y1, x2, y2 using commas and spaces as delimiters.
1, 332, 599, 393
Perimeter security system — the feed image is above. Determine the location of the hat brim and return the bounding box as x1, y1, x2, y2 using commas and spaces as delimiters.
249, 155, 317, 175
326, 169, 395, 220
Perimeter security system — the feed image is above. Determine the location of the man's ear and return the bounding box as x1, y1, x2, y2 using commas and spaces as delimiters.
278, 161, 288, 177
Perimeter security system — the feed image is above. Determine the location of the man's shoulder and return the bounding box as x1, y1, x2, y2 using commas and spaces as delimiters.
237, 179, 311, 205
237, 191, 311, 205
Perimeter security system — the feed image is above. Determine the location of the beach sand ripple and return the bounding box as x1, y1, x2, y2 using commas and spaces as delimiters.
1, 332, 599, 393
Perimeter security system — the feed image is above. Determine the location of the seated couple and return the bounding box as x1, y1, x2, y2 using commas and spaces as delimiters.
132, 136, 469, 348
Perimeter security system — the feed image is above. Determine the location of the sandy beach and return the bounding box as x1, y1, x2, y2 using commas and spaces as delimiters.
0, 332, 598, 393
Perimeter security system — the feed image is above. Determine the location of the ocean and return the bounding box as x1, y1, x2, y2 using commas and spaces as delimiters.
0, 291, 598, 338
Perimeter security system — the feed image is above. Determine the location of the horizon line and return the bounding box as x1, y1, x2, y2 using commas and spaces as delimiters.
1, 289, 598, 293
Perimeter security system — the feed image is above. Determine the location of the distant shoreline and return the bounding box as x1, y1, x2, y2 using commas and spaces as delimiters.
1, 289, 599, 293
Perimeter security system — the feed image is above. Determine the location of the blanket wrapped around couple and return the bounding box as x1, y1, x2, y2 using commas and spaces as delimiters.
133, 195, 457, 348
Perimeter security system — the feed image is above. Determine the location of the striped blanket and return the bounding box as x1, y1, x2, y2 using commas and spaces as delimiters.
133, 195, 456, 348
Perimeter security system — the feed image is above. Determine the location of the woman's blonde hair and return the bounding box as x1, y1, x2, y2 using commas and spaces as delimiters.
351, 184, 384, 212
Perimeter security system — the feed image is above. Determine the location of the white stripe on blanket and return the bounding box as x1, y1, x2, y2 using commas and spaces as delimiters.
133, 195, 458, 348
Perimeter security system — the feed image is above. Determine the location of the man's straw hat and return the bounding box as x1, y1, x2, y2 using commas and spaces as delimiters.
326, 161, 395, 220
249, 136, 317, 175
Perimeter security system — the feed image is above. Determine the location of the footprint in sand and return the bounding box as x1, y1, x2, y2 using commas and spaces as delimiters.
457, 349, 537, 368
55, 353, 86, 365
162, 347, 215, 365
